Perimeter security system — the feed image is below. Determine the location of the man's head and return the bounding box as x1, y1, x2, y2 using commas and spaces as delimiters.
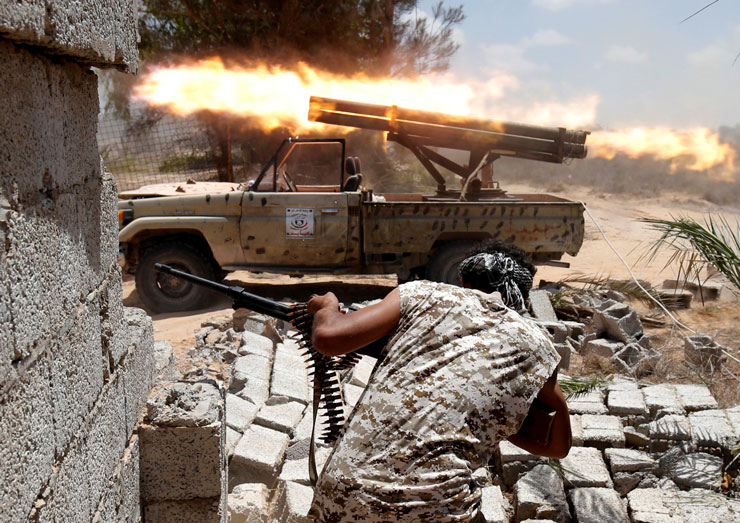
458, 240, 536, 310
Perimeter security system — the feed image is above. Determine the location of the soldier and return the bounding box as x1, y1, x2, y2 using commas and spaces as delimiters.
307, 241, 571, 522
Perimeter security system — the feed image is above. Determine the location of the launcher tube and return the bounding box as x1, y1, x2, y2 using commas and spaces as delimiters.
310, 96, 589, 147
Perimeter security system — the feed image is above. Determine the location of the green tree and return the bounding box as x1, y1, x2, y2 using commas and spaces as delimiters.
128, 1, 465, 182
139, 1, 464, 77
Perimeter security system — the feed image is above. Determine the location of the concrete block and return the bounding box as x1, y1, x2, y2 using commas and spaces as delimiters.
233, 310, 280, 340
349, 355, 377, 387
254, 401, 306, 435
50, 301, 105, 456
627, 488, 685, 522
0, 353, 54, 523
528, 289, 557, 322
269, 370, 310, 406
343, 382, 365, 408
34, 435, 93, 523
226, 393, 259, 433
121, 309, 156, 435
604, 448, 657, 473
232, 375, 270, 407
553, 342, 571, 370
570, 414, 584, 446
583, 337, 623, 359
230, 424, 290, 488
592, 302, 643, 342
91, 434, 141, 523
688, 409, 736, 449
232, 354, 273, 382
566, 390, 607, 415
607, 383, 648, 417
140, 381, 225, 501
278, 447, 332, 487
676, 488, 740, 523
0, 0, 139, 71
273, 341, 309, 378
560, 447, 613, 488
674, 383, 718, 412
514, 464, 569, 522
663, 278, 722, 301
537, 321, 568, 344
613, 342, 656, 375
649, 414, 691, 441
684, 334, 725, 368
642, 384, 685, 417
562, 321, 585, 339
611, 472, 643, 496
229, 483, 271, 523
100, 267, 132, 372
226, 427, 242, 458
665, 452, 723, 490
480, 485, 510, 523
153, 340, 179, 381
581, 414, 625, 449
238, 331, 275, 358
623, 426, 650, 448
85, 373, 128, 518
569, 487, 628, 523
275, 481, 314, 523
144, 498, 225, 523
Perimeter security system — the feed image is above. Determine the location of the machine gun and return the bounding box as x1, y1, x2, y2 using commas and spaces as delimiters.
308, 96, 589, 195
154, 263, 372, 446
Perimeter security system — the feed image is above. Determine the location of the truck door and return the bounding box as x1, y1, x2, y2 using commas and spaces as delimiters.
240, 192, 354, 267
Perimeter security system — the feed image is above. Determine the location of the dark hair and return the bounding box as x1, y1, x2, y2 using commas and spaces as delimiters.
460, 240, 536, 301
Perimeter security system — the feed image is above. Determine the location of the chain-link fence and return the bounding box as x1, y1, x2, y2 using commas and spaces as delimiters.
98, 114, 249, 192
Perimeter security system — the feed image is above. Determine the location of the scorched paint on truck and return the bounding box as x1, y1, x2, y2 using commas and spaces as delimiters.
118, 98, 589, 312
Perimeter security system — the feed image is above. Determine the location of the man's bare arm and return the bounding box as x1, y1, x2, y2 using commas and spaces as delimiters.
307, 288, 401, 356
507, 370, 572, 459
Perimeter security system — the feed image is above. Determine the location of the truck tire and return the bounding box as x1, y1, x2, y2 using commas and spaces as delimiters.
136, 242, 218, 313
425, 241, 476, 285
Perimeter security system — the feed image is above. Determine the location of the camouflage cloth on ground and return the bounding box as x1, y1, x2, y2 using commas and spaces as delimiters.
310, 281, 560, 522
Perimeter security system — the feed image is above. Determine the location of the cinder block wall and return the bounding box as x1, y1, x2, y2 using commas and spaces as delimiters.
0, 2, 154, 521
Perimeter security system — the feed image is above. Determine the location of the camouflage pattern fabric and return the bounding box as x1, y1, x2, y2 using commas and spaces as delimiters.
310, 281, 560, 522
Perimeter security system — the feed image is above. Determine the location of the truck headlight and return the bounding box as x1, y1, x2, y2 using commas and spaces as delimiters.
118, 209, 133, 228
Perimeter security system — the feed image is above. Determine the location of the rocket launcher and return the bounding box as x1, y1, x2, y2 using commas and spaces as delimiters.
309, 96, 590, 192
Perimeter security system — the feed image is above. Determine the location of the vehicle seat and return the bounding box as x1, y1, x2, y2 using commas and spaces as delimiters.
343, 157, 363, 191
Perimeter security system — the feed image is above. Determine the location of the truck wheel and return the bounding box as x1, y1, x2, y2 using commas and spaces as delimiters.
136, 242, 218, 313
425, 241, 475, 285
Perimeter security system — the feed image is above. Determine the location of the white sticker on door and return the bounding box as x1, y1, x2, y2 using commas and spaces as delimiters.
286, 208, 314, 238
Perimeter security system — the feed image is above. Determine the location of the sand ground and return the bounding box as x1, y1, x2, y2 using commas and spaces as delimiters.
122, 183, 740, 404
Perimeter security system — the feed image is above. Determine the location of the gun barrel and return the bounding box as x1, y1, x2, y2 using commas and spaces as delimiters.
154, 264, 294, 321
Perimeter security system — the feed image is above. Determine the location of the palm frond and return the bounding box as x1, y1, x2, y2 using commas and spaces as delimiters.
640, 215, 740, 296
558, 376, 608, 399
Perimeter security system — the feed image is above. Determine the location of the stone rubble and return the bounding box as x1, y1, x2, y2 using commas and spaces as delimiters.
179, 304, 740, 522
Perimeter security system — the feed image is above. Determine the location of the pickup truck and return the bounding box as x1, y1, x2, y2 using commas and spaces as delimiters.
119, 99, 589, 312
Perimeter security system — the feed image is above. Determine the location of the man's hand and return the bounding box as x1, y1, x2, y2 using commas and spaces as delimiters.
308, 288, 400, 357
307, 292, 340, 316
507, 370, 572, 459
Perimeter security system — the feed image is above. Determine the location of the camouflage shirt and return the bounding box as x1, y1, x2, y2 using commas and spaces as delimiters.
311, 281, 560, 522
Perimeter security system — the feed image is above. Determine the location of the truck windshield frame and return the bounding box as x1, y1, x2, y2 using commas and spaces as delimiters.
252, 137, 347, 192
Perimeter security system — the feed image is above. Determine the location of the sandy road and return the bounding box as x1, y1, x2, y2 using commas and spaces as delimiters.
122, 183, 740, 356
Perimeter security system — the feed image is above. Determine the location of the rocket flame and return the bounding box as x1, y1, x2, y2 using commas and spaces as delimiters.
133, 58, 593, 130
134, 58, 736, 176
134, 58, 477, 131
589, 128, 736, 177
